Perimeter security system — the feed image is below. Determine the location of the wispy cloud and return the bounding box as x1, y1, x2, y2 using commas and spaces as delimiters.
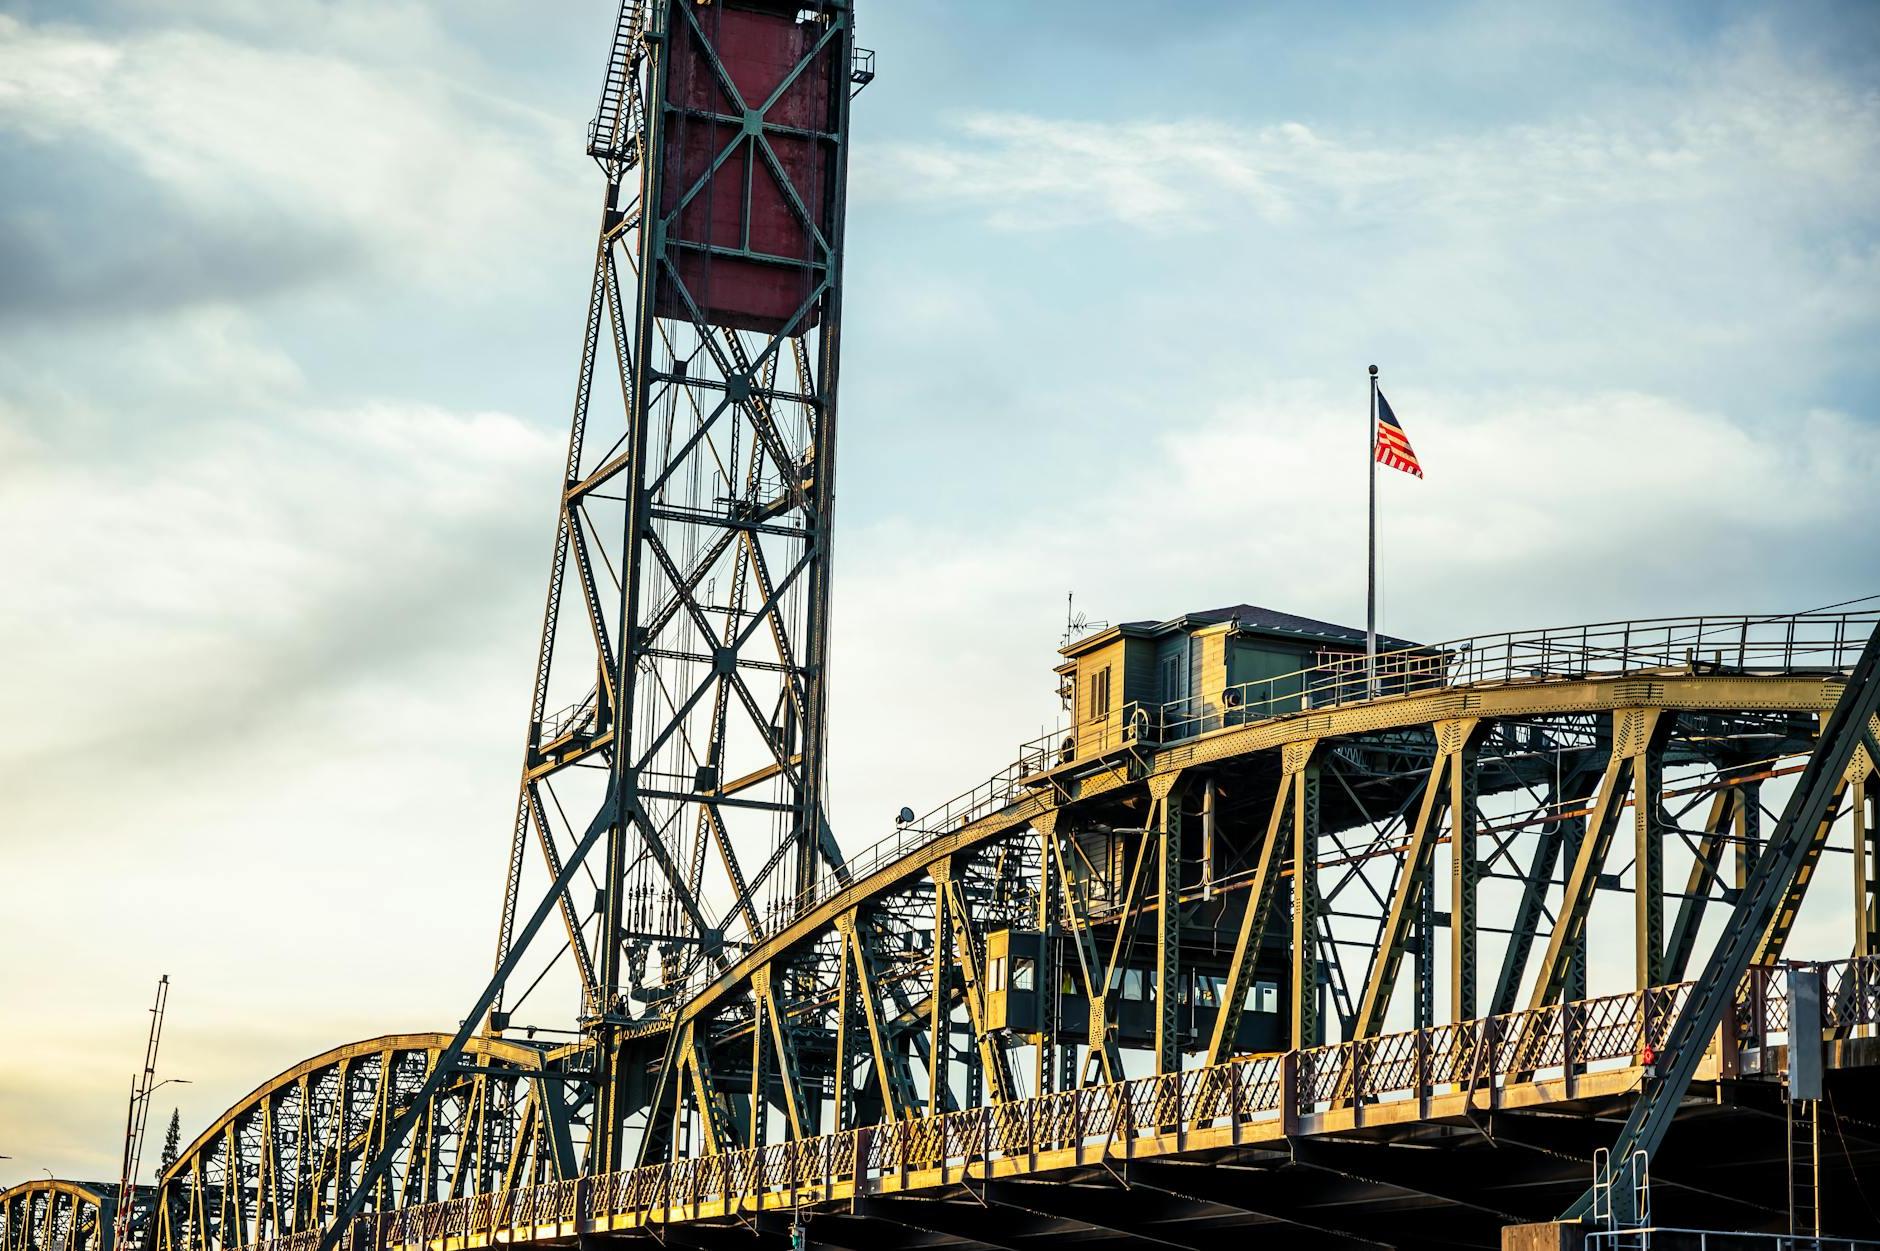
830, 384, 1880, 855
869, 38, 1880, 232
0, 395, 557, 780
0, 13, 582, 310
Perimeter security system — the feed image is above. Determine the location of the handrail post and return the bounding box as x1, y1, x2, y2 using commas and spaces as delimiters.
1718, 977, 1742, 1080
1483, 1015, 1500, 1110
1562, 1000, 1578, 1099
1278, 1051, 1300, 1137
1415, 1027, 1431, 1119
1351, 1038, 1366, 1125
1229, 1062, 1244, 1145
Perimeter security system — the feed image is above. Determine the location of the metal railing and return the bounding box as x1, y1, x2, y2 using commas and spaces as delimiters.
1147, 608, 1876, 742
536, 686, 602, 746
1586, 1234, 1880, 1250
294, 956, 1879, 1251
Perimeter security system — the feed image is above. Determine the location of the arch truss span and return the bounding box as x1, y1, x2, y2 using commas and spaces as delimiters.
153, 1033, 585, 1251
1, 1180, 141, 1251
622, 613, 1880, 1172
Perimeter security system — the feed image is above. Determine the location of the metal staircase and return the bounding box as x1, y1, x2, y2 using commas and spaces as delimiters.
587, 1, 646, 169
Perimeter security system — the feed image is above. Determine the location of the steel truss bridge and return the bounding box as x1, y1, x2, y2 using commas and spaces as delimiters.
11, 2, 1880, 1248
14, 612, 1880, 1250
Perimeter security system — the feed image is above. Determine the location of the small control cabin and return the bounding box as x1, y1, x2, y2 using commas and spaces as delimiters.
1055, 604, 1420, 763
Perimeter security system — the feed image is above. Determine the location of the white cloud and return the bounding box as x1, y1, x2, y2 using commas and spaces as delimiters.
0, 385, 561, 1183
866, 41, 1879, 232
828, 385, 1880, 850
0, 14, 581, 290
0, 395, 558, 771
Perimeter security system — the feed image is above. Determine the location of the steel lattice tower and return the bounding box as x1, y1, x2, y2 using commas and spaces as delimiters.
486, 0, 866, 1170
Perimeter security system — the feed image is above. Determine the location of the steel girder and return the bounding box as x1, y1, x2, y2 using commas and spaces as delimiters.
1, 1182, 128, 1251
151, 1035, 569, 1251
1524, 708, 1673, 1009
45, 648, 1863, 1251
1856, 730, 1880, 957
1754, 717, 1880, 963
1565, 623, 1880, 1222
1205, 747, 1304, 1066
1351, 719, 1481, 1039
613, 671, 1858, 1183
1150, 772, 1187, 1077
296, 952, 1880, 1249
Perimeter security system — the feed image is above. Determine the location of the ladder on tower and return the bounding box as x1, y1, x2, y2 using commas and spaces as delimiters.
1789, 1095, 1821, 1239
587, 1, 647, 168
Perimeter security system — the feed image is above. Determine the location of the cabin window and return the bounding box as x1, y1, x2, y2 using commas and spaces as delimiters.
1087, 666, 1111, 721
1011, 954, 1036, 992
1243, 981, 1280, 1014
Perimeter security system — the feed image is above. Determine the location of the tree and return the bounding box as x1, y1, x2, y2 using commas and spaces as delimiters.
157, 1109, 181, 1179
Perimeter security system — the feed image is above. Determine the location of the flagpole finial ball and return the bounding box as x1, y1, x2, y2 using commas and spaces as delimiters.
1368, 365, 1378, 376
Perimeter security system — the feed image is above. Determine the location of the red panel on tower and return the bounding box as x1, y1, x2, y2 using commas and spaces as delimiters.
657, 0, 837, 333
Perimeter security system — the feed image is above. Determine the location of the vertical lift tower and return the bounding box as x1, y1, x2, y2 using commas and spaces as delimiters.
485, 0, 869, 1176
319, 7, 868, 1238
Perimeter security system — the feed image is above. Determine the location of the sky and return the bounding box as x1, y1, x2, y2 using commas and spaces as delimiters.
2, 0, 1878, 1186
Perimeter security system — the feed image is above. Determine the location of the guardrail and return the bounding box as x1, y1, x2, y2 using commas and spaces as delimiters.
293, 956, 1878, 1251
1586, 1233, 1880, 1250
1132, 608, 1876, 744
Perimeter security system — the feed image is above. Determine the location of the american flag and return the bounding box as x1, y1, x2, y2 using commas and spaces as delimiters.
1374, 390, 1423, 478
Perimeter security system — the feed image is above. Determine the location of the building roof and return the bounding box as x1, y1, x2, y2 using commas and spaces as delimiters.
1061, 603, 1417, 657
1180, 603, 1418, 648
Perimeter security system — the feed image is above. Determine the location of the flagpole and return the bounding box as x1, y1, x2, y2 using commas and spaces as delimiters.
1366, 364, 1378, 697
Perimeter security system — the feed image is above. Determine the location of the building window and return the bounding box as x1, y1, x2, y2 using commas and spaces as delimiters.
1088, 666, 1111, 721
1159, 652, 1183, 705
1011, 954, 1035, 993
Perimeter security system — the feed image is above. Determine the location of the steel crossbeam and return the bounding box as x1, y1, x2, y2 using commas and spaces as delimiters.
1565, 623, 1880, 1222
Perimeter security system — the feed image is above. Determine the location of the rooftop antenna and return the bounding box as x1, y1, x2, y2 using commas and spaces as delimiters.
1061, 592, 1107, 647
114, 975, 169, 1244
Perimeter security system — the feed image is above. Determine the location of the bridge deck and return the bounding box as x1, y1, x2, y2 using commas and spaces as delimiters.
292, 959, 1879, 1251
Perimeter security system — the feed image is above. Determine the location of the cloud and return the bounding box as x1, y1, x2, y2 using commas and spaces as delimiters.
0, 149, 367, 323
847, 28, 1880, 447
0, 13, 582, 314
0, 393, 558, 785
827, 385, 1880, 848
0, 377, 561, 1184
868, 38, 1880, 233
